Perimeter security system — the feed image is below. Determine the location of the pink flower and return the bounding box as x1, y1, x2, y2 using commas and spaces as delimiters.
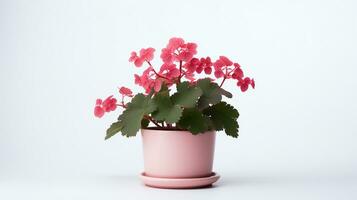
214, 70, 224, 78
196, 65, 203, 73
119, 87, 133, 97
160, 37, 197, 64
139, 48, 155, 62
237, 77, 254, 92
186, 43, 198, 55
129, 51, 144, 67
233, 63, 241, 68
204, 66, 212, 74
160, 48, 174, 64
128, 38, 255, 95
167, 37, 185, 50
177, 51, 193, 62
102, 95, 117, 112
94, 96, 117, 118
94, 106, 105, 118
129, 47, 155, 67
133, 66, 160, 93
96, 99, 102, 105
232, 67, 244, 80
129, 52, 138, 62
200, 57, 212, 75
219, 56, 233, 66
159, 63, 180, 80
184, 58, 200, 73
213, 56, 235, 79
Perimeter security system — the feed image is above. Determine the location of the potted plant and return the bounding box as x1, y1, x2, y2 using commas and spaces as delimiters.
94, 37, 255, 188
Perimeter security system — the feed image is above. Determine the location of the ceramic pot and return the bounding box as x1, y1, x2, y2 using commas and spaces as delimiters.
141, 129, 216, 178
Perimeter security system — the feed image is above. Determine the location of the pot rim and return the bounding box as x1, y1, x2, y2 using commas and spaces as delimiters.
141, 127, 216, 134
142, 127, 186, 131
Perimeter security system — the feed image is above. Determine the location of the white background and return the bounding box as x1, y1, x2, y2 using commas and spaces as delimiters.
1, 0, 357, 199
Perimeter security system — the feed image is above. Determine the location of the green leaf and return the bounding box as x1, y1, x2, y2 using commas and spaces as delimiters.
171, 81, 202, 108
177, 107, 208, 134
203, 102, 239, 138
117, 93, 157, 137
197, 78, 222, 109
152, 90, 183, 123
105, 121, 123, 140
218, 88, 233, 98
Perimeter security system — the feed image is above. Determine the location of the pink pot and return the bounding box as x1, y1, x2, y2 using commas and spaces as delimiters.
141, 129, 216, 178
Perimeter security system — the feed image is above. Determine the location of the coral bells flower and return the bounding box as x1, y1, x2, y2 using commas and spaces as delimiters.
119, 87, 133, 97
94, 96, 117, 118
129, 47, 155, 67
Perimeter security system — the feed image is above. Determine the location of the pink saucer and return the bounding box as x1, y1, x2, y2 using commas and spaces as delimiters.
140, 172, 220, 189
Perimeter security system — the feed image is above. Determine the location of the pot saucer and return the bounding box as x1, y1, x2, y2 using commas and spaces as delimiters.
140, 172, 220, 189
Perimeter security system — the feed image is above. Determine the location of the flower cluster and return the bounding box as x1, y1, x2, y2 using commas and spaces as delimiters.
94, 37, 254, 118
129, 48, 155, 67
94, 96, 117, 118
128, 37, 254, 93
94, 87, 133, 118
160, 37, 197, 63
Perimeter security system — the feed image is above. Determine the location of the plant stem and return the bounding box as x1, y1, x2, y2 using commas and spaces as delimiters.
116, 103, 127, 108
219, 76, 226, 88
146, 61, 170, 80
178, 60, 183, 83
144, 115, 162, 128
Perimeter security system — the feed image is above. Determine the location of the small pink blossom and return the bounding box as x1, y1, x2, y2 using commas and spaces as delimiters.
234, 63, 241, 68
159, 63, 180, 81
200, 57, 212, 75
129, 52, 138, 62
167, 37, 185, 50
133, 66, 160, 93
232, 67, 244, 80
94, 106, 105, 118
237, 77, 254, 92
129, 47, 155, 67
119, 87, 133, 97
184, 58, 199, 73
214, 70, 225, 78
204, 66, 212, 74
94, 96, 117, 118
160, 48, 174, 64
219, 56, 233, 66
102, 95, 117, 112
96, 99, 102, 105
177, 51, 193, 62
139, 48, 155, 62
160, 37, 197, 64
